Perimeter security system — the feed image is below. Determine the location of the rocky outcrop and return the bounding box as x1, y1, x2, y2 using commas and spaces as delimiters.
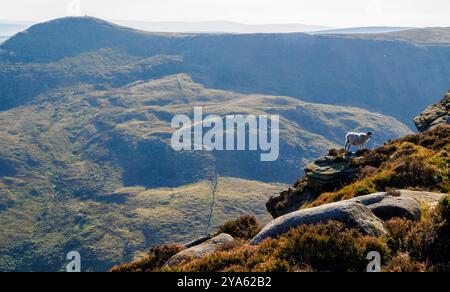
396, 190, 446, 207
351, 190, 446, 209
254, 190, 443, 245
166, 234, 234, 266
414, 91, 450, 132
267, 151, 363, 218
183, 235, 212, 248
304, 155, 358, 189
367, 196, 421, 221
346, 192, 422, 221
251, 200, 386, 245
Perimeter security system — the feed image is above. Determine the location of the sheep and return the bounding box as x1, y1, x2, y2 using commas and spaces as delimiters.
345, 132, 373, 154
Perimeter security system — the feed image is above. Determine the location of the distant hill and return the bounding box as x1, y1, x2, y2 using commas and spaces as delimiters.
310, 26, 411, 35
1, 17, 449, 127
0, 22, 30, 36
0, 19, 329, 35
333, 27, 450, 45
115, 20, 329, 34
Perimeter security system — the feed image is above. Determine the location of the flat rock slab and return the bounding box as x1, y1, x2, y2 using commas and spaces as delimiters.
355, 190, 446, 208
351, 190, 447, 220
166, 234, 234, 266
183, 235, 212, 248
397, 190, 446, 208
368, 196, 421, 221
250, 201, 386, 245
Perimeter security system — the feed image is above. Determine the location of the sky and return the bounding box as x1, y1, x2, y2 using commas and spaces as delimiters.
0, 0, 449, 28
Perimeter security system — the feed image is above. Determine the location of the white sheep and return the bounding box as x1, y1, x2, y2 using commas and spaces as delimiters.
345, 132, 373, 154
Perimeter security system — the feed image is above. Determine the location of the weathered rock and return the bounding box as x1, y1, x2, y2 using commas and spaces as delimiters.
304, 155, 358, 190
255, 189, 445, 245
267, 152, 361, 218
166, 234, 233, 266
368, 196, 421, 221
351, 190, 447, 221
183, 235, 212, 248
251, 201, 386, 245
349, 193, 386, 206
414, 91, 450, 132
398, 190, 446, 207
266, 184, 315, 218
358, 190, 445, 207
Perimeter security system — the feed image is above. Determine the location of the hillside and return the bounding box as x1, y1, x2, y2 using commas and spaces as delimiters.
112, 124, 450, 272
0, 16, 447, 272
1, 17, 449, 125
339, 27, 450, 45
112, 94, 450, 272
311, 27, 411, 35
0, 73, 410, 271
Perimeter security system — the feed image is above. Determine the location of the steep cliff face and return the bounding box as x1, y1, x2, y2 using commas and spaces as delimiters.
414, 91, 450, 132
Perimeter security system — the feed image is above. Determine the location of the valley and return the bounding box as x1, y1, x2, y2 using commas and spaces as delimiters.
0, 16, 448, 271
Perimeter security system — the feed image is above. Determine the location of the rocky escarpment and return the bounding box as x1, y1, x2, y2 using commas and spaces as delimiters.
266, 150, 364, 218
414, 90, 450, 132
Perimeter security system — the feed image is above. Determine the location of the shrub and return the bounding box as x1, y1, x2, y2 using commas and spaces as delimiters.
384, 253, 426, 272
355, 149, 370, 157
328, 149, 339, 157
438, 196, 450, 224
357, 166, 379, 180
385, 205, 450, 271
276, 221, 389, 272
352, 144, 397, 168
375, 157, 442, 190
386, 188, 401, 197
354, 185, 371, 197
171, 245, 275, 273
385, 218, 414, 253
110, 244, 184, 272
401, 125, 450, 150
216, 215, 261, 240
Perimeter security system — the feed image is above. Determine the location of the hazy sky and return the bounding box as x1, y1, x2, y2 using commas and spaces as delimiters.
1, 0, 449, 27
